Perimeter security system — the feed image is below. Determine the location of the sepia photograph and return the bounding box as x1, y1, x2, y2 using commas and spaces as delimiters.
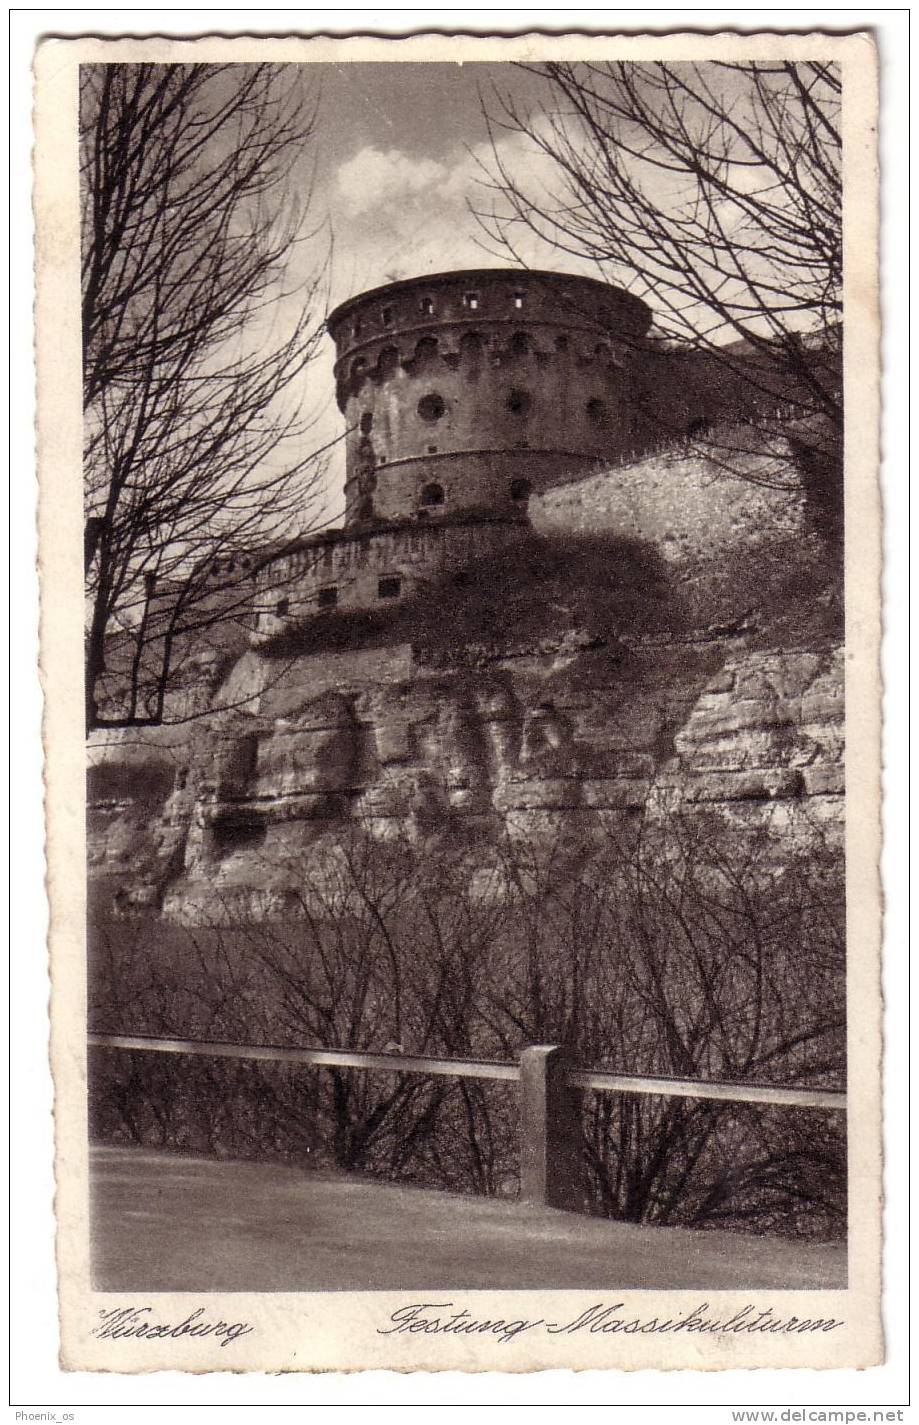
32, 27, 883, 1377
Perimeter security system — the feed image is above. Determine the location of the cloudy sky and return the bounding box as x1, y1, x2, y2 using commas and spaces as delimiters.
278, 62, 592, 516
311, 62, 571, 297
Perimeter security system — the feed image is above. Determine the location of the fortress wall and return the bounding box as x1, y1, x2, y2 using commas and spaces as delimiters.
246, 436, 808, 645
530, 436, 807, 563
350, 448, 601, 525
340, 326, 649, 522
252, 518, 528, 641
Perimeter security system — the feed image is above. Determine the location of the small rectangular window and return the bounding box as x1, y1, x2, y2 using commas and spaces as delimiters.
378, 576, 401, 600
420, 297, 434, 315
381, 306, 393, 325
513, 292, 525, 309
464, 292, 479, 309
317, 587, 338, 609
276, 598, 290, 616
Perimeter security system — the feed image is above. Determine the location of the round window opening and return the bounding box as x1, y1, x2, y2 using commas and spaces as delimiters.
506, 388, 532, 416
417, 392, 446, 423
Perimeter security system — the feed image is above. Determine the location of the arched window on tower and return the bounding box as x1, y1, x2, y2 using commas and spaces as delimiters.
420, 481, 445, 508
587, 397, 611, 430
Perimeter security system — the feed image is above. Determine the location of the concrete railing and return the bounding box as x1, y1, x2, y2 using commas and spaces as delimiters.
88, 1032, 846, 1212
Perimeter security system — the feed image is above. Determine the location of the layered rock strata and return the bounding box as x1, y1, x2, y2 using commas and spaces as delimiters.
87, 629, 843, 923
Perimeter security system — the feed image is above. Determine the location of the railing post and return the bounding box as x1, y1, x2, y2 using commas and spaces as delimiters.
519, 1044, 584, 1211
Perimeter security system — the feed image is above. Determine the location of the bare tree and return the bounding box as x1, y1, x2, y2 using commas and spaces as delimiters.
477, 62, 843, 537
578, 816, 846, 1234
89, 828, 511, 1182
467, 815, 846, 1236
234, 829, 509, 1178
81, 63, 332, 729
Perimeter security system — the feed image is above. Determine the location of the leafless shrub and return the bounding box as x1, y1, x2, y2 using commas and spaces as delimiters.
89, 814, 845, 1238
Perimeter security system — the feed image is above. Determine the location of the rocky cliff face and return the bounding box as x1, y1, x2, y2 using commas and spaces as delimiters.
87, 622, 844, 923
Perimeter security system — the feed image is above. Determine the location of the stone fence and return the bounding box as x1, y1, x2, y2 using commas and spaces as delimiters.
88, 1033, 845, 1213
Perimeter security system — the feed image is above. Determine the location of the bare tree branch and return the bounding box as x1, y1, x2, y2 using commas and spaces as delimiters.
82, 63, 334, 729
475, 61, 843, 539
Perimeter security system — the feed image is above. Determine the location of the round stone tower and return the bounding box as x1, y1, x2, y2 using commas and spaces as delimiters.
327, 269, 652, 529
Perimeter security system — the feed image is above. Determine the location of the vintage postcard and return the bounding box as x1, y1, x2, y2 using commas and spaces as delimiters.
34, 28, 881, 1374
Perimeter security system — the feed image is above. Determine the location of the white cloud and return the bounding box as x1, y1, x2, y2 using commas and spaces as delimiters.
328, 133, 578, 292
328, 142, 498, 292
334, 148, 452, 218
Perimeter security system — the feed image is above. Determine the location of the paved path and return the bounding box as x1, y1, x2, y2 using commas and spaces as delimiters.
90, 1144, 846, 1293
